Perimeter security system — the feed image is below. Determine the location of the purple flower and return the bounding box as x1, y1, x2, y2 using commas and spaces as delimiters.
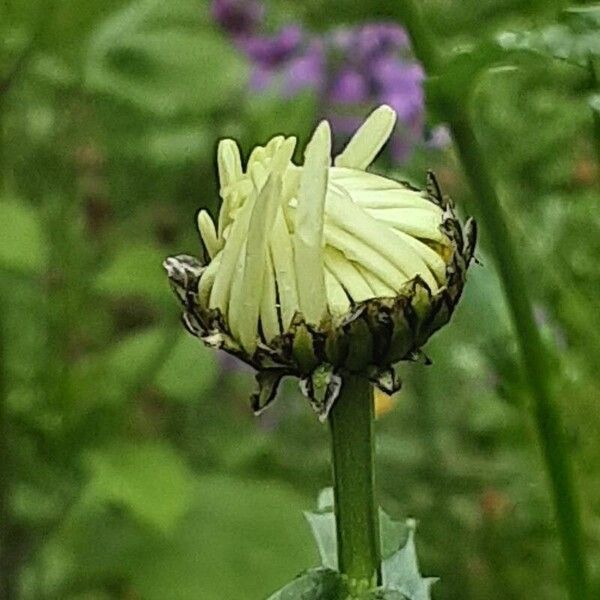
355, 24, 410, 61
283, 40, 326, 96
329, 69, 369, 104
213, 1, 438, 164
240, 25, 304, 67
211, 0, 264, 37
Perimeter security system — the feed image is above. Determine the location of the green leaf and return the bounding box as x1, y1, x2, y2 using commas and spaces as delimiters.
379, 509, 409, 560
82, 441, 195, 533
155, 331, 219, 403
304, 492, 435, 600
266, 568, 348, 600
0, 197, 45, 274
562, 5, 600, 31
49, 475, 317, 600
85, 0, 247, 116
381, 521, 437, 600
360, 591, 406, 600
496, 23, 600, 67
98, 326, 217, 403
103, 326, 175, 391
305, 490, 410, 572
94, 242, 170, 302
304, 509, 337, 570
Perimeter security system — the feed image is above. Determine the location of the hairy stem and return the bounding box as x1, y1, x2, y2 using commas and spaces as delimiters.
396, 3, 589, 598
329, 375, 381, 594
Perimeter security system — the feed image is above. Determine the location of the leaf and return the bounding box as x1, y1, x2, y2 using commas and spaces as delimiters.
562, 5, 600, 31
0, 197, 45, 274
381, 520, 438, 600
155, 331, 219, 403
305, 489, 411, 572
379, 509, 409, 560
304, 509, 337, 570
50, 475, 317, 600
102, 326, 174, 391
82, 441, 195, 533
94, 242, 171, 302
360, 590, 406, 600
85, 0, 247, 116
304, 492, 434, 599
496, 22, 600, 67
266, 568, 347, 600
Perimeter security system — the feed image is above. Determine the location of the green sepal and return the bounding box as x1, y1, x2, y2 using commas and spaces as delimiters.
367, 365, 402, 395
266, 568, 348, 600
299, 364, 342, 422
291, 317, 319, 374
250, 369, 290, 415
343, 311, 374, 371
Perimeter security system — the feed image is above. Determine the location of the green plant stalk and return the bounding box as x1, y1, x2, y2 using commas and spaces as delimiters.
329, 374, 381, 593
0, 299, 14, 600
587, 58, 600, 175
396, 3, 588, 598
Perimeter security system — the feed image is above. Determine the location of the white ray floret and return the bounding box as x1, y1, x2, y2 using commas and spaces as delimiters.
334, 104, 397, 169
293, 120, 331, 325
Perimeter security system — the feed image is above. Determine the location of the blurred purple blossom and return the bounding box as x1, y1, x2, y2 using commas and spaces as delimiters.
211, 0, 449, 163
212, 0, 264, 37
239, 25, 303, 67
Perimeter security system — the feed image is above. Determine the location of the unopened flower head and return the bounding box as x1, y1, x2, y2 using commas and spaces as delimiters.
164, 105, 476, 418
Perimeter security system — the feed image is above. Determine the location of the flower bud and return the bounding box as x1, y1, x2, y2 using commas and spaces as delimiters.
164, 105, 476, 418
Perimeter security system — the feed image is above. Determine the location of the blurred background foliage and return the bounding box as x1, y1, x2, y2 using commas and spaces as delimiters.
0, 0, 599, 598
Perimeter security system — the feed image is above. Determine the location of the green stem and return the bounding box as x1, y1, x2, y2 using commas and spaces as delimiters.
329, 374, 381, 594
587, 58, 600, 175
0, 297, 15, 600
396, 3, 589, 599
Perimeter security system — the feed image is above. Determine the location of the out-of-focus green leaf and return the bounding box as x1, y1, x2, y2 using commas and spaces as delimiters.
496, 24, 600, 67
94, 242, 169, 302
563, 5, 600, 31
155, 331, 219, 403
85, 0, 247, 116
103, 327, 172, 389
130, 476, 316, 600
0, 197, 45, 274
99, 326, 217, 403
266, 568, 347, 600
82, 441, 195, 532
248, 89, 318, 157
46, 475, 316, 599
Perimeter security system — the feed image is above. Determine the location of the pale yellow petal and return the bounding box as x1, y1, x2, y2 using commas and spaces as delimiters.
325, 223, 407, 291
334, 105, 396, 169
324, 268, 351, 317
355, 264, 395, 297
294, 120, 331, 324
236, 173, 283, 352
324, 246, 373, 302
209, 193, 255, 314
326, 185, 439, 291
260, 251, 280, 343
197, 210, 221, 259
270, 208, 299, 331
